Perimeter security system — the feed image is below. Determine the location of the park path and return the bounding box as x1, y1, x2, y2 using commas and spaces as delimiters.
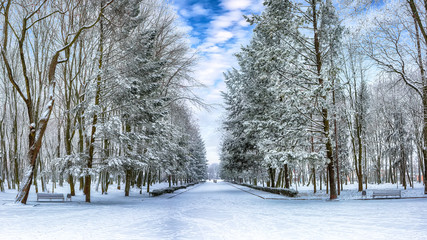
1, 181, 426, 240
144, 181, 427, 239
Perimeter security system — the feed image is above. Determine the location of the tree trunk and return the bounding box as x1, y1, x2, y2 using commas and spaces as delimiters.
355, 110, 364, 192
117, 175, 121, 190
125, 170, 132, 196
301, 170, 305, 186
401, 149, 407, 190
407, 166, 413, 188
423, 72, 427, 194
410, 151, 414, 188
14, 157, 19, 191
33, 156, 39, 193
333, 76, 341, 196
364, 146, 368, 190
12, 92, 19, 190
147, 170, 151, 193
311, 0, 337, 199
389, 157, 394, 184
137, 171, 143, 189
101, 171, 110, 194
276, 168, 283, 188
284, 164, 290, 188
326, 170, 329, 195
64, 66, 75, 196
319, 172, 322, 190
57, 127, 63, 187
0, 115, 6, 192
377, 156, 381, 184
269, 168, 276, 188
143, 169, 148, 187
312, 167, 316, 194
85, 1, 105, 203
1, 120, 10, 190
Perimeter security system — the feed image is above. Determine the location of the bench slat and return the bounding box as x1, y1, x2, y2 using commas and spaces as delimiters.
372, 190, 401, 198
37, 193, 64, 201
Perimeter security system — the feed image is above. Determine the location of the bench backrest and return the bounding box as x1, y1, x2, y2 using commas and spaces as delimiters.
37, 193, 64, 198
372, 190, 401, 195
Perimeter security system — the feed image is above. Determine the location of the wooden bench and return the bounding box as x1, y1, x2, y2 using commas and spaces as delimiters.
372, 190, 401, 199
37, 193, 64, 201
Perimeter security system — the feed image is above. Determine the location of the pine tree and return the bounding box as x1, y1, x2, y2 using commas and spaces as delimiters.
220, 0, 343, 198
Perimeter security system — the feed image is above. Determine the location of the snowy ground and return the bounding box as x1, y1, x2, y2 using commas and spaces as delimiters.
1, 181, 427, 240
280, 181, 426, 200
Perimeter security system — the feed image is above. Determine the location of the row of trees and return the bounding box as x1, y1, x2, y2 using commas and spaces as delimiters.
220, 0, 427, 199
0, 0, 207, 204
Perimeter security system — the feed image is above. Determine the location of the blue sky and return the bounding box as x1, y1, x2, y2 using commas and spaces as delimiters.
174, 0, 262, 48
172, 0, 264, 164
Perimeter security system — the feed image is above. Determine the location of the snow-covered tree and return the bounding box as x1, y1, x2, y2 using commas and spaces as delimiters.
221, 0, 343, 199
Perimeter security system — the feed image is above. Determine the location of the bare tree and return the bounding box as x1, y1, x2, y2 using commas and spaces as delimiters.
407, 0, 427, 194
359, 0, 427, 194
0, 0, 112, 204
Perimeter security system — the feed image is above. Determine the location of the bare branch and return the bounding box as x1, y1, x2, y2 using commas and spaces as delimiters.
57, 0, 114, 54
0, 49, 28, 102
26, 10, 62, 30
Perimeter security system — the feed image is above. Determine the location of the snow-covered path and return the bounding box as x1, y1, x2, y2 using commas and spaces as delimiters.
1, 181, 427, 240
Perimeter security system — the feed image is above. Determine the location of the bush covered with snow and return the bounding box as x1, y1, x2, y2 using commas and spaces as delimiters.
232, 182, 298, 197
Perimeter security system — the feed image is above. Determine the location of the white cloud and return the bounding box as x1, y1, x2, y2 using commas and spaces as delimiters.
221, 0, 252, 11
180, 9, 190, 18
250, 0, 265, 12
192, 4, 209, 16
213, 30, 234, 43
189, 36, 201, 46
179, 3, 210, 18
202, 45, 221, 53
193, 54, 232, 86
211, 10, 243, 29
238, 19, 250, 27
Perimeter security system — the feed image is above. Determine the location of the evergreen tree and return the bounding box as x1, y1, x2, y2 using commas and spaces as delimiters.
221, 0, 343, 199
